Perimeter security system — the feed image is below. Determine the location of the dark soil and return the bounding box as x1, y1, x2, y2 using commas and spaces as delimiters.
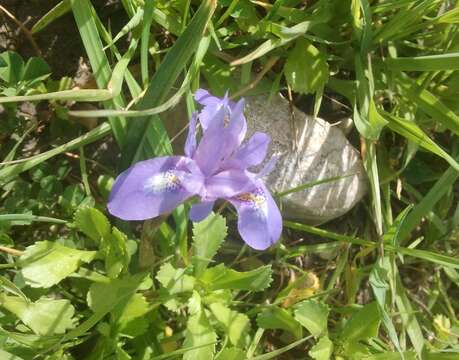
0, 0, 125, 78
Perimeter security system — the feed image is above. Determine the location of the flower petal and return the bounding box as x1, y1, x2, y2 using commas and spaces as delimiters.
184, 112, 198, 158
193, 107, 227, 175
195, 89, 232, 130
257, 154, 279, 178
189, 201, 215, 222
225, 131, 270, 169
204, 169, 252, 199
221, 98, 247, 160
108, 156, 194, 220
228, 181, 282, 250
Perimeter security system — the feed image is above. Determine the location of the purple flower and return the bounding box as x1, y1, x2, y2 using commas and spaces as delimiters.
108, 89, 282, 250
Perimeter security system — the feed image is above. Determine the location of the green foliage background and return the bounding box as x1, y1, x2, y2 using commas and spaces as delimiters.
1, 0, 459, 359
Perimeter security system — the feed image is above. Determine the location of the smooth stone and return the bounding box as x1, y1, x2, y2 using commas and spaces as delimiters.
244, 95, 367, 224
162, 94, 367, 225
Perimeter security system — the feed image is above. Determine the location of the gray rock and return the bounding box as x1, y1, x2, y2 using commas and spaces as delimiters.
163, 93, 367, 224
245, 95, 367, 224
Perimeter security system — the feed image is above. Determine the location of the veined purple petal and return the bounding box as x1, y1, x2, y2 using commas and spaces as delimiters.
220, 98, 247, 160
192, 106, 227, 176
225, 132, 270, 169
204, 169, 252, 199
189, 201, 215, 222
184, 112, 198, 158
228, 180, 282, 250
195, 89, 232, 131
108, 156, 195, 221
257, 154, 279, 178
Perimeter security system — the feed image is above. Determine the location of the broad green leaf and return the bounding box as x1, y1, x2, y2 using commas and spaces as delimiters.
0, 51, 24, 84
102, 227, 130, 279
200, 264, 272, 291
113, 293, 150, 337
256, 307, 302, 339
209, 302, 250, 348
294, 300, 329, 337
284, 38, 328, 95
192, 212, 227, 276
339, 302, 380, 344
20, 241, 97, 288
87, 273, 147, 314
74, 207, 111, 242
156, 263, 195, 294
217, 347, 246, 360
183, 310, 217, 360
0, 295, 75, 335
22, 57, 51, 83
0, 349, 24, 360
309, 336, 333, 360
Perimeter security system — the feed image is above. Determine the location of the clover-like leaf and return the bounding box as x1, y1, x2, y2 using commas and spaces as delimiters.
183, 310, 217, 360
209, 302, 250, 348
0, 294, 75, 335
309, 336, 333, 360
200, 264, 272, 292
20, 241, 97, 288
285, 38, 329, 94
294, 299, 329, 337
156, 262, 195, 294
74, 207, 111, 242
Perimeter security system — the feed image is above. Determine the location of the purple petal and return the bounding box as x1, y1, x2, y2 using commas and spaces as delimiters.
257, 154, 279, 178
108, 156, 195, 221
204, 169, 252, 199
189, 201, 215, 222
193, 107, 227, 176
220, 98, 247, 160
195, 89, 219, 106
184, 112, 198, 158
228, 180, 282, 250
194, 98, 248, 175
226, 132, 270, 169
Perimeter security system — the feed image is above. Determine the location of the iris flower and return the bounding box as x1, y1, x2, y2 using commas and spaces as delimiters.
108, 89, 282, 250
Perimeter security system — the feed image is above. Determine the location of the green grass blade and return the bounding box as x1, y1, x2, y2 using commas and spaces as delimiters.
382, 111, 459, 171
31, 0, 71, 34
284, 221, 459, 269
70, 0, 127, 147
398, 165, 459, 243
140, 0, 155, 86
0, 214, 67, 224
0, 89, 113, 103
0, 123, 111, 184
386, 52, 459, 72
122, 0, 216, 166
397, 75, 459, 137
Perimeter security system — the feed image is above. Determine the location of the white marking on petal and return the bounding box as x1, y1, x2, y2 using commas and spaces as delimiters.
144, 171, 181, 194
235, 188, 268, 219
